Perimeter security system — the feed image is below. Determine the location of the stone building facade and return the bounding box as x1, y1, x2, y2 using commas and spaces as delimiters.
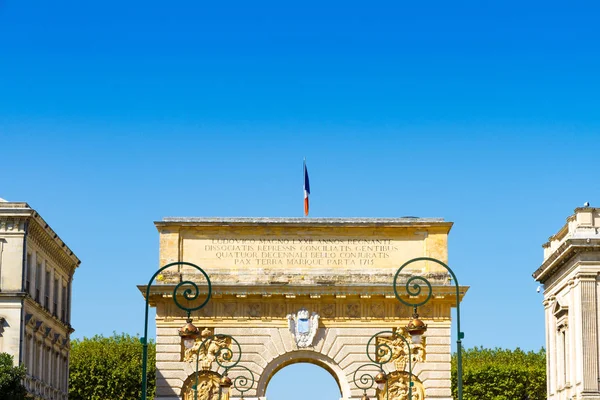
0, 199, 80, 400
143, 217, 467, 400
533, 206, 600, 400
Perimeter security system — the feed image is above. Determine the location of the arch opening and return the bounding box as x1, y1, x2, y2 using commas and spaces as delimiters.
265, 361, 342, 400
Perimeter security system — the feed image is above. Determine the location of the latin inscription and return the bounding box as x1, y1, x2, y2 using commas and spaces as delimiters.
202, 239, 400, 267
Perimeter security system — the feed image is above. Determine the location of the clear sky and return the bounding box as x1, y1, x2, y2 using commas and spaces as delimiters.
2, 1, 600, 399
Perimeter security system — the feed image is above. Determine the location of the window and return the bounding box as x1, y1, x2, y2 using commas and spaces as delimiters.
34, 341, 39, 378
66, 282, 71, 324
44, 346, 48, 382
61, 284, 67, 322
44, 270, 50, 310
25, 253, 31, 293
63, 356, 68, 390
28, 335, 34, 374
35, 261, 41, 302
562, 330, 567, 383
53, 278, 59, 316
54, 352, 58, 387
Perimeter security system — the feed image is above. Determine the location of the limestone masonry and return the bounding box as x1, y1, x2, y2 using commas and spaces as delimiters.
534, 207, 600, 400
143, 217, 468, 400
0, 200, 80, 400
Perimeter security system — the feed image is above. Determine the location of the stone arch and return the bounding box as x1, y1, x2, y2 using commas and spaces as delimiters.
257, 350, 350, 399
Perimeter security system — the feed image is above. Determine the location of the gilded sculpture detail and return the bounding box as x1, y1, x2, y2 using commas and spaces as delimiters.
378, 371, 425, 400
376, 328, 426, 371
183, 328, 232, 370
182, 372, 228, 400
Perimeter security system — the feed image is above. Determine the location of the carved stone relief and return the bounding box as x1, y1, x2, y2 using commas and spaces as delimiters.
321, 303, 335, 318
394, 303, 411, 318
271, 303, 286, 317
183, 328, 232, 371
287, 308, 320, 348
376, 328, 426, 371
182, 372, 228, 400
197, 303, 213, 318
370, 302, 385, 318
223, 303, 236, 317
346, 303, 360, 318
247, 303, 261, 318
378, 371, 425, 400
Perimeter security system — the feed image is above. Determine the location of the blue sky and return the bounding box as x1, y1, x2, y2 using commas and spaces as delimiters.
2, 1, 600, 398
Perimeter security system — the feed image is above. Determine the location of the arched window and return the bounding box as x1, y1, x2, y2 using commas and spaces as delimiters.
0, 316, 5, 353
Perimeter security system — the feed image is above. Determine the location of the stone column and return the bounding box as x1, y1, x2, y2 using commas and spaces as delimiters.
543, 299, 554, 398
557, 327, 564, 390
580, 275, 599, 394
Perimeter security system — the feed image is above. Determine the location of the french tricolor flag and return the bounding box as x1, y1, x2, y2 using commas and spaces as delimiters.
303, 159, 310, 216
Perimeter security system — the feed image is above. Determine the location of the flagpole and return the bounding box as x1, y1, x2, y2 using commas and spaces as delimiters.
303, 157, 306, 217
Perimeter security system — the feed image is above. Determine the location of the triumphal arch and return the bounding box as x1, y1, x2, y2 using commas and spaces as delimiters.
142, 217, 467, 400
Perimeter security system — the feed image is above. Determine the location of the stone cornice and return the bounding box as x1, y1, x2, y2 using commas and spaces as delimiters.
0, 291, 28, 298
156, 217, 453, 231
0, 202, 80, 270
24, 296, 73, 333
533, 238, 600, 282
544, 214, 576, 248
139, 283, 468, 302
24, 311, 71, 351
27, 220, 79, 276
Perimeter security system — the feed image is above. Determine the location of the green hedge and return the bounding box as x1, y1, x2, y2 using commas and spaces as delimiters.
452, 347, 546, 400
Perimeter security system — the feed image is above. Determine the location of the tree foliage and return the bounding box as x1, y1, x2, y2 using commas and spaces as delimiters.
69, 333, 156, 400
452, 347, 546, 400
0, 352, 28, 400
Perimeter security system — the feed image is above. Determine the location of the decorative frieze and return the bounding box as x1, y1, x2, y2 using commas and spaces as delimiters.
155, 294, 451, 322
0, 217, 27, 233
154, 295, 451, 321
27, 221, 79, 277
346, 303, 360, 318
370, 302, 385, 318
321, 303, 335, 318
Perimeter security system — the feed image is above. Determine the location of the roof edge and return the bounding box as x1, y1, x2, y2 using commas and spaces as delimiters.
155, 217, 452, 228
0, 201, 81, 266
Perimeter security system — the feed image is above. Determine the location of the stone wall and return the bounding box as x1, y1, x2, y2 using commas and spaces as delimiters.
534, 206, 600, 400
153, 315, 452, 400
147, 217, 465, 400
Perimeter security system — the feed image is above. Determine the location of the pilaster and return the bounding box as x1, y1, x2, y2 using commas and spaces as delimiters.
579, 274, 599, 394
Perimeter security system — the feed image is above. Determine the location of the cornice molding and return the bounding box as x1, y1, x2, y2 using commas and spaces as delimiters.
24, 297, 72, 333
155, 217, 454, 233
141, 283, 468, 305
533, 239, 600, 282
0, 203, 80, 270
27, 219, 79, 276
24, 313, 71, 350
